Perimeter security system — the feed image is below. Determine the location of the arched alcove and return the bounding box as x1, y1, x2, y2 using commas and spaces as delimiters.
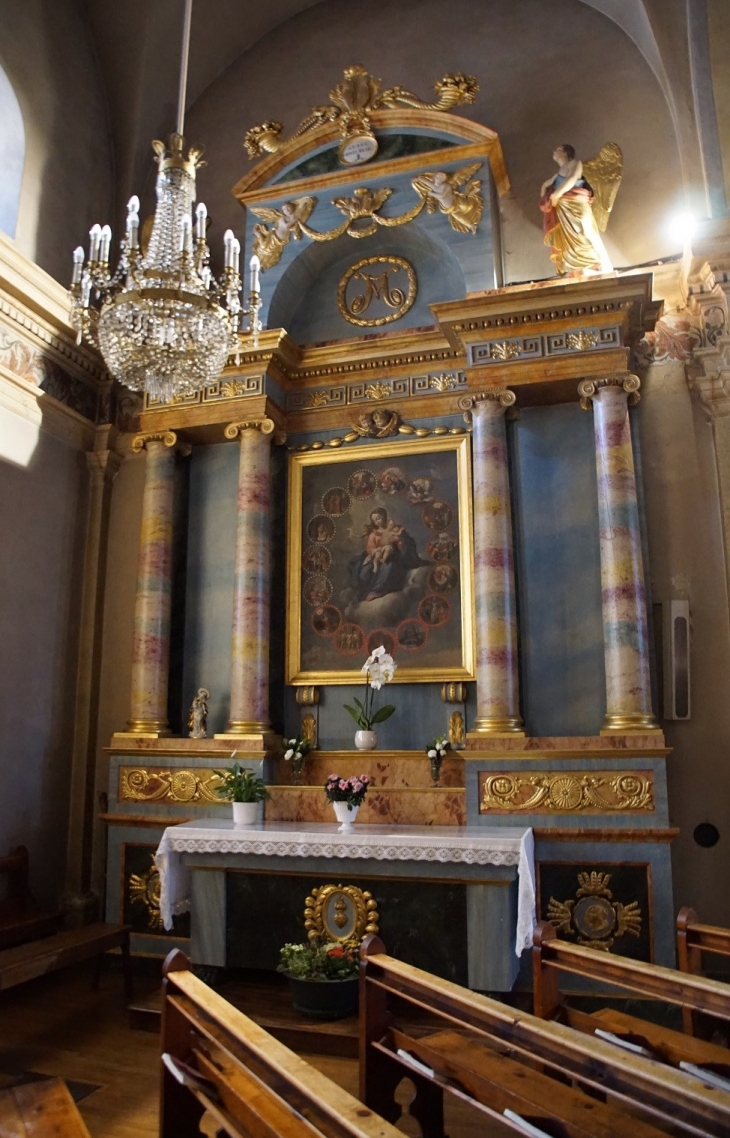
267, 218, 468, 343
0, 63, 25, 238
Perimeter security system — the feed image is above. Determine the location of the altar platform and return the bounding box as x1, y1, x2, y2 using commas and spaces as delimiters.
154, 819, 536, 992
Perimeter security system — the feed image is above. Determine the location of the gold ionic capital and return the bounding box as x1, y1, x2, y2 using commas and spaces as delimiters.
132, 430, 179, 453
470, 389, 517, 413
224, 418, 276, 440
579, 374, 641, 410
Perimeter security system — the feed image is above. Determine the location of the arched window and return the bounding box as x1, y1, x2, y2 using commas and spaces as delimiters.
0, 64, 25, 238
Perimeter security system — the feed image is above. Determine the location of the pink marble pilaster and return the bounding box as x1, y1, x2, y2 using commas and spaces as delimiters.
226, 419, 274, 734
580, 376, 658, 732
470, 391, 523, 734
127, 435, 177, 734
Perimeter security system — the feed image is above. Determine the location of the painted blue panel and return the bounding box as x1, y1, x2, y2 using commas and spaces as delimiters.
510, 404, 604, 735
182, 444, 239, 733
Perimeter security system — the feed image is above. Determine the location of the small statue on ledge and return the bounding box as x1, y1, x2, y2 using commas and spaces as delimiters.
188, 688, 210, 739
539, 142, 622, 276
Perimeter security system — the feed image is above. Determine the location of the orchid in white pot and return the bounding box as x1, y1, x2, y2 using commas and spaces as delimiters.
344, 646, 397, 750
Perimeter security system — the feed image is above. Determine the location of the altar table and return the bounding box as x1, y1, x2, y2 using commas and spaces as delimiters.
155, 820, 536, 991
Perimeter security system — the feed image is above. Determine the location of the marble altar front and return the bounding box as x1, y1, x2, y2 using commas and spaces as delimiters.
155, 820, 535, 991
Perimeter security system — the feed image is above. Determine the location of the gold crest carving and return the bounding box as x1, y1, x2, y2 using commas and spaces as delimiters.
546, 871, 642, 951
129, 865, 164, 931
304, 883, 379, 944
338, 255, 417, 328
244, 65, 478, 160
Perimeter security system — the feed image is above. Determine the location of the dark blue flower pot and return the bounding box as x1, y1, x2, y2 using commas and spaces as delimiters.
285, 975, 359, 1020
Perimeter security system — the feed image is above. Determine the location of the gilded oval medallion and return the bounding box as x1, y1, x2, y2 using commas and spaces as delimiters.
337, 255, 417, 327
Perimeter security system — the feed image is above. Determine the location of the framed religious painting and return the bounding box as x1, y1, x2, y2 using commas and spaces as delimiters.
286, 434, 475, 683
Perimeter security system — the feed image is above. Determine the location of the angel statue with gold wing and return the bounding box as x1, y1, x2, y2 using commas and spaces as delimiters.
412, 162, 484, 233
249, 195, 317, 269
539, 143, 622, 276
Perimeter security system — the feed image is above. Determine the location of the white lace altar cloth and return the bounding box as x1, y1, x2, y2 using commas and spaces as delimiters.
155, 819, 536, 955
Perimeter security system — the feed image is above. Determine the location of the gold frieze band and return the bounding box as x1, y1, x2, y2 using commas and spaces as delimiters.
479, 771, 654, 813
120, 767, 225, 804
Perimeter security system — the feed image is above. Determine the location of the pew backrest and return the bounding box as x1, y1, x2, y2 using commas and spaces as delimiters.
160, 948, 403, 1138
676, 906, 730, 1034
360, 933, 730, 1138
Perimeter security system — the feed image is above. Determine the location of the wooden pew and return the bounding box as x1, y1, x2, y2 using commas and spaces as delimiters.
0, 1077, 91, 1136
533, 919, 730, 1071
677, 907, 730, 1035
360, 933, 730, 1138
0, 846, 63, 950
160, 948, 404, 1138
0, 922, 133, 1000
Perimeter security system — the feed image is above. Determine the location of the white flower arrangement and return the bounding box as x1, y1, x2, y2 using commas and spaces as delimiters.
344, 645, 397, 730
425, 735, 450, 782
282, 733, 313, 774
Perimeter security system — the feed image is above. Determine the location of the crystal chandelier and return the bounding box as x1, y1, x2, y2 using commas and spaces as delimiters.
69, 0, 261, 405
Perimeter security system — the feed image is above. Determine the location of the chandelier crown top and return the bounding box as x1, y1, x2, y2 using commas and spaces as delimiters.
152, 132, 206, 177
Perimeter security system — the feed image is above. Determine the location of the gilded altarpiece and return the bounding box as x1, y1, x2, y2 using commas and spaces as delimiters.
103, 66, 675, 976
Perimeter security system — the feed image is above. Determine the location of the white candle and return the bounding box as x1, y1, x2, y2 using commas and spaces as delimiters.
249, 253, 260, 294
179, 214, 191, 253
89, 223, 101, 262
231, 237, 240, 274
126, 195, 140, 249
99, 224, 112, 263
195, 202, 207, 241
72, 246, 85, 285
223, 228, 234, 269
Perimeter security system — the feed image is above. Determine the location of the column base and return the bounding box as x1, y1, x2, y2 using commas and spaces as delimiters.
214, 722, 277, 751
468, 716, 525, 737
601, 712, 662, 734
116, 720, 171, 738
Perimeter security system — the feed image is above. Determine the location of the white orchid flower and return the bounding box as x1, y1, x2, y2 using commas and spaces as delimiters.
370, 679, 383, 691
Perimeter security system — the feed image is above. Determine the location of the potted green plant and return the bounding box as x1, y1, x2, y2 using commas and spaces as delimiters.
324, 773, 371, 830
213, 761, 269, 825
277, 938, 360, 1020
425, 734, 451, 786
344, 646, 397, 750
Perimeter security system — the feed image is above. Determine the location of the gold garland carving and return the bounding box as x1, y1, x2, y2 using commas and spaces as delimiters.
304, 883, 379, 944
480, 772, 654, 814
291, 406, 468, 452
244, 65, 478, 158
120, 767, 224, 804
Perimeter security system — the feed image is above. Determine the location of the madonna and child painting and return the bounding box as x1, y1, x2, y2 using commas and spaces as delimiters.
287, 436, 474, 683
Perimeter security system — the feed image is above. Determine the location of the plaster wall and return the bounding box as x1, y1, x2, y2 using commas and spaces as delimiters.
707, 0, 730, 208
638, 362, 730, 927
185, 0, 683, 286
0, 0, 113, 284
0, 414, 86, 907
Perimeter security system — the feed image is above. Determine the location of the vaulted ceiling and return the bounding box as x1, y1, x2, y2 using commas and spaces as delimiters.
81, 0, 699, 208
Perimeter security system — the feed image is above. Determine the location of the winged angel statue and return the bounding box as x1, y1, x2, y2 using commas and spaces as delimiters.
412, 162, 483, 233
539, 143, 623, 275
249, 197, 316, 269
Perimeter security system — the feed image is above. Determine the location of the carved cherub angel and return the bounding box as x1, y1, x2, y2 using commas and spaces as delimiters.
351, 408, 400, 438
539, 143, 623, 276
411, 162, 483, 233
333, 186, 392, 222
249, 196, 316, 269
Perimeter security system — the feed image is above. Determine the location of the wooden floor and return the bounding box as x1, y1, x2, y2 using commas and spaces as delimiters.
0, 962, 507, 1137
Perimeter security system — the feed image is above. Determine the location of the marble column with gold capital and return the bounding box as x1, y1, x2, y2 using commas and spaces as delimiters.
222, 418, 275, 736
470, 390, 523, 735
579, 375, 658, 732
126, 431, 180, 735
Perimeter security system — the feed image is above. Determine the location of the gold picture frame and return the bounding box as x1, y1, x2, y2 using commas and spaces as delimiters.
286, 433, 475, 684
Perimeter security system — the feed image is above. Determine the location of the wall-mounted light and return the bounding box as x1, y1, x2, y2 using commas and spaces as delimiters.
667, 211, 697, 249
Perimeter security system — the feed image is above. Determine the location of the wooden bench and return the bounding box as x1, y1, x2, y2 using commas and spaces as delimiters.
0, 846, 63, 950
360, 933, 730, 1138
0, 1076, 90, 1136
533, 919, 730, 1072
0, 922, 133, 1000
160, 948, 404, 1138
677, 907, 730, 1035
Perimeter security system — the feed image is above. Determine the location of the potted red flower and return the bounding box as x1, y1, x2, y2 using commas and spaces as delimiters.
277, 938, 360, 1020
